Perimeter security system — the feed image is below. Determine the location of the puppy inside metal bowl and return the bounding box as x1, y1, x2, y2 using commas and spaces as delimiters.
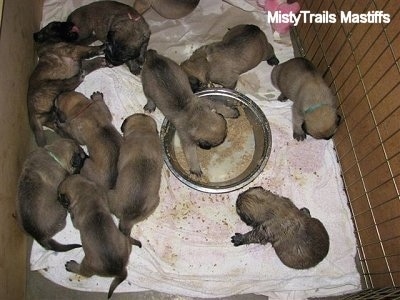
160, 88, 272, 193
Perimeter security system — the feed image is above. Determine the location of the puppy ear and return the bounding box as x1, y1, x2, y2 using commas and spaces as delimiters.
58, 193, 70, 209
55, 109, 67, 124
120, 118, 127, 133
336, 114, 342, 126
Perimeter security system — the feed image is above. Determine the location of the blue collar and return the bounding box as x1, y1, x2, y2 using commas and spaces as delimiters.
304, 103, 327, 114
47, 150, 68, 171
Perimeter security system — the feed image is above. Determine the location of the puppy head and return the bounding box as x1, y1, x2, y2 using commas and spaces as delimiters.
57, 174, 83, 210
45, 138, 87, 174
180, 56, 208, 92
33, 21, 79, 43
304, 105, 340, 140
104, 17, 150, 66
55, 91, 90, 123
188, 105, 227, 149
236, 186, 269, 227
121, 113, 158, 136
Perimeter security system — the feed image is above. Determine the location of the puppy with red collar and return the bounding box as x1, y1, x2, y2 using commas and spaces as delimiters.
34, 1, 151, 75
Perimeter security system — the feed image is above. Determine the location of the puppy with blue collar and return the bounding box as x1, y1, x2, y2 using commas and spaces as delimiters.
271, 57, 341, 141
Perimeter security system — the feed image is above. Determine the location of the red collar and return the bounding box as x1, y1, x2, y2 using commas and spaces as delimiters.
67, 100, 96, 122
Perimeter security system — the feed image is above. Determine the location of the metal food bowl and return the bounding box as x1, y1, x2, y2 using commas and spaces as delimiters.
160, 88, 272, 193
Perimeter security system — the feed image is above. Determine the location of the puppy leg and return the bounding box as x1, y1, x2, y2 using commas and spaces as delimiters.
73, 44, 105, 60
277, 93, 288, 101
65, 258, 95, 277
201, 97, 239, 118
125, 59, 142, 75
144, 98, 157, 113
231, 228, 269, 246
180, 135, 202, 176
81, 57, 108, 74
292, 108, 306, 141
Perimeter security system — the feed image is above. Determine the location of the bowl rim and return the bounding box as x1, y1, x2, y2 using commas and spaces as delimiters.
160, 87, 272, 194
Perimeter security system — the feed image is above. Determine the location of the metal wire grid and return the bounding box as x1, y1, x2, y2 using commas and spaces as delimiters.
341, 287, 400, 299
292, 0, 400, 290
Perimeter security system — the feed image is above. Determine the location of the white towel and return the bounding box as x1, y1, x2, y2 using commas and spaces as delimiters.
31, 0, 361, 298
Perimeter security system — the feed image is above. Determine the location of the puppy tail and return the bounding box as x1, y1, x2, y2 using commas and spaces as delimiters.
108, 269, 127, 299
41, 238, 82, 252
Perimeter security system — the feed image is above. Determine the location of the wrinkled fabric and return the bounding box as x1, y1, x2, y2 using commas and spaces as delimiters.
31, 0, 361, 298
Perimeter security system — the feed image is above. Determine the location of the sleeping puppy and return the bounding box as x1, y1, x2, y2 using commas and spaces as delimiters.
231, 186, 329, 269
271, 57, 341, 141
16, 138, 86, 252
55, 91, 122, 189
134, 0, 199, 19
34, 1, 151, 74
181, 24, 279, 91
108, 113, 163, 237
28, 42, 106, 146
58, 174, 140, 299
142, 49, 239, 176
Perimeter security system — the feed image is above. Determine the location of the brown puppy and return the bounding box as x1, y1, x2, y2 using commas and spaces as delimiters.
181, 24, 279, 91
55, 91, 122, 188
271, 57, 341, 141
58, 174, 140, 299
28, 42, 106, 146
231, 186, 329, 269
134, 0, 199, 19
34, 1, 151, 74
16, 138, 86, 252
108, 114, 163, 237
142, 49, 239, 176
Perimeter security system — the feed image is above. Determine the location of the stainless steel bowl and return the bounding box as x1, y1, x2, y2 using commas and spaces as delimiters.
160, 88, 272, 193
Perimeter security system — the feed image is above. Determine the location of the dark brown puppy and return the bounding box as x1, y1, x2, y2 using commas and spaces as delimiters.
28, 42, 106, 146
16, 138, 86, 252
142, 49, 239, 176
58, 174, 140, 299
134, 0, 199, 19
108, 114, 163, 237
34, 1, 151, 74
55, 91, 122, 189
232, 186, 329, 269
181, 24, 279, 91
271, 57, 341, 141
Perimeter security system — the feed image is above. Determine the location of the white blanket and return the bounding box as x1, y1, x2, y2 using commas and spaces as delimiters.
31, 0, 361, 298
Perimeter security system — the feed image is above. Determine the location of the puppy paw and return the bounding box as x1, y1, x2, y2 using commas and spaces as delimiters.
79, 69, 87, 81
144, 102, 156, 113
190, 167, 203, 177
277, 94, 288, 102
65, 260, 79, 273
91, 91, 104, 101
231, 233, 244, 246
293, 131, 306, 141
267, 55, 279, 66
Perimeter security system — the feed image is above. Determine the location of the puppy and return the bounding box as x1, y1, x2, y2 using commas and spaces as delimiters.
58, 174, 140, 299
55, 91, 122, 188
16, 138, 86, 252
28, 42, 106, 146
108, 114, 163, 237
142, 49, 239, 176
34, 1, 151, 74
134, 0, 199, 19
181, 24, 279, 91
271, 57, 341, 141
231, 187, 329, 269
